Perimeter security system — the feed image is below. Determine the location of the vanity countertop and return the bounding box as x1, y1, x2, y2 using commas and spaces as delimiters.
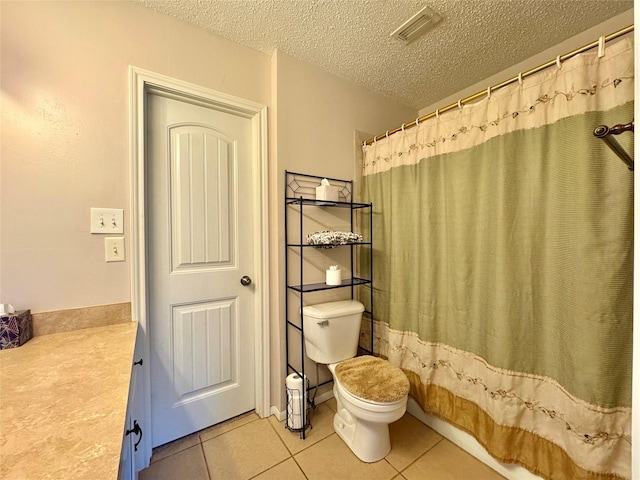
0, 321, 138, 479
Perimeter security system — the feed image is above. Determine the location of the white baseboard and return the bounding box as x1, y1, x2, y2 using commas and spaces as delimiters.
269, 390, 335, 423
312, 389, 335, 406
270, 405, 286, 422
407, 399, 543, 480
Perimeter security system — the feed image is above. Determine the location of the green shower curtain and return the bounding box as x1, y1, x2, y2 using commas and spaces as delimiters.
361, 37, 633, 480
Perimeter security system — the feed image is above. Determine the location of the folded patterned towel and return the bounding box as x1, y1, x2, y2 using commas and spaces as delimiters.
306, 231, 363, 248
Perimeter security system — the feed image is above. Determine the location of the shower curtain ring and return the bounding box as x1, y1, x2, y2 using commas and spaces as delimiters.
401, 123, 406, 132
415, 117, 420, 126
518, 72, 523, 85
486, 86, 491, 99
385, 130, 389, 139
556, 55, 562, 69
598, 35, 606, 58
435, 109, 440, 119
458, 99, 463, 109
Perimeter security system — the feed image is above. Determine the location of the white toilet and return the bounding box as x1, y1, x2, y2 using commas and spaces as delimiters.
302, 300, 410, 463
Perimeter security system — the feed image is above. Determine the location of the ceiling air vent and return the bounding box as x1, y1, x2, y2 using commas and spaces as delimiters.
391, 6, 442, 45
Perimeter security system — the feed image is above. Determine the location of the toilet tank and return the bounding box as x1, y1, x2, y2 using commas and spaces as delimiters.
302, 300, 365, 364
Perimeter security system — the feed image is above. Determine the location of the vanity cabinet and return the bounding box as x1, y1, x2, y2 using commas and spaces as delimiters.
118, 326, 145, 480
284, 171, 374, 438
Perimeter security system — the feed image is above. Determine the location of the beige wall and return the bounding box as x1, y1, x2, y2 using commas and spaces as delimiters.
269, 51, 417, 408
0, 1, 417, 412
0, 0, 271, 313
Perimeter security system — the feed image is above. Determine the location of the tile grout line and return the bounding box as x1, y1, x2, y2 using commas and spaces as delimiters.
382, 457, 401, 476
199, 438, 214, 480
246, 415, 314, 479
291, 454, 311, 480
293, 433, 339, 480
149, 433, 200, 464
149, 412, 261, 464
396, 435, 444, 476
247, 457, 293, 480
275, 409, 341, 480
201, 415, 294, 480
267, 414, 299, 457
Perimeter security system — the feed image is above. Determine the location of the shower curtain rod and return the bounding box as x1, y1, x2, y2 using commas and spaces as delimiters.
364, 24, 634, 146
594, 121, 634, 170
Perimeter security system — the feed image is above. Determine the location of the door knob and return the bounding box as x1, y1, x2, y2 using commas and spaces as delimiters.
240, 275, 252, 286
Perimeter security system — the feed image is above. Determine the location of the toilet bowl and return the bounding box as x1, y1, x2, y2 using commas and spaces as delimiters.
328, 360, 408, 462
302, 300, 410, 463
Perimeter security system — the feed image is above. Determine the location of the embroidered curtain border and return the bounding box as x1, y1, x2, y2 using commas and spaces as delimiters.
368, 321, 631, 479
362, 37, 634, 178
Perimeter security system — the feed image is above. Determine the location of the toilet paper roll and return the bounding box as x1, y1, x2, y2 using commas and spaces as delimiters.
286, 373, 307, 430
326, 269, 342, 286
287, 390, 303, 429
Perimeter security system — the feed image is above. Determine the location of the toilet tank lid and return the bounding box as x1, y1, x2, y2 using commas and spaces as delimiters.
302, 300, 364, 319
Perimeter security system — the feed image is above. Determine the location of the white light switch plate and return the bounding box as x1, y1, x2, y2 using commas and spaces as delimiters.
91, 208, 124, 234
105, 237, 125, 262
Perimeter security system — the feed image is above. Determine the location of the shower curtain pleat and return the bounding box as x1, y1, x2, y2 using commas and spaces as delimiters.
361, 37, 633, 480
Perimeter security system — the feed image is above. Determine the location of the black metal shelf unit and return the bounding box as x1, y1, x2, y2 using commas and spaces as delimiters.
284, 171, 374, 438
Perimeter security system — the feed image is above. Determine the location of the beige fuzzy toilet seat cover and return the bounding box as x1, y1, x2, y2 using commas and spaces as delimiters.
335, 355, 409, 403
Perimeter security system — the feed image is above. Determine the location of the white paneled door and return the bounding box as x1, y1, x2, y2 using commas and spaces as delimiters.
146, 91, 255, 447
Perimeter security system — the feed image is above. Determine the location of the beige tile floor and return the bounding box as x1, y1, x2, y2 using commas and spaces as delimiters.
139, 399, 506, 480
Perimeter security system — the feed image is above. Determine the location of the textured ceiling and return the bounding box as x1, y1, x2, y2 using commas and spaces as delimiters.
134, 0, 633, 109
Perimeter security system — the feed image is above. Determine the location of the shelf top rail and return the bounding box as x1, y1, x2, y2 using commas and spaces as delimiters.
285, 170, 353, 203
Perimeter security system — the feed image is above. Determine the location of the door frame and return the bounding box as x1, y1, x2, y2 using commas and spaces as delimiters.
128, 66, 270, 467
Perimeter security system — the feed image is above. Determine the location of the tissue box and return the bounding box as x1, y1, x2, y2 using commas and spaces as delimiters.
0, 310, 33, 350
316, 185, 339, 202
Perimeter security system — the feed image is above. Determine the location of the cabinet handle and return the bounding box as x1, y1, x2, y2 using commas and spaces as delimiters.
133, 358, 143, 366
126, 420, 143, 452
